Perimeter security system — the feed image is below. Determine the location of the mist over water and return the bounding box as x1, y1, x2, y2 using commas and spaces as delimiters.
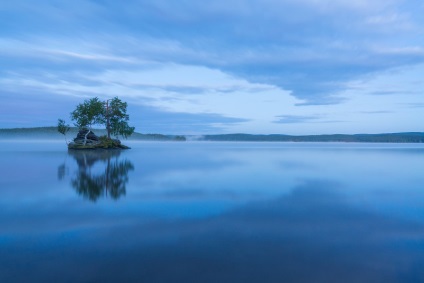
1, 141, 424, 282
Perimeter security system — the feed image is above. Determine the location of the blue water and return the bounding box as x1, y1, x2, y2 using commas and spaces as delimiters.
1, 141, 424, 282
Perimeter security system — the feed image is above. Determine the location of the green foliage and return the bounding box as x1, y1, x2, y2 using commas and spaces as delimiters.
69, 96, 135, 140
57, 119, 71, 144
57, 119, 70, 135
98, 135, 120, 148
105, 97, 135, 139
70, 97, 104, 130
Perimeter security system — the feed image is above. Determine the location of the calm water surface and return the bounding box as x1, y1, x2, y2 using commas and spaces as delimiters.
1, 141, 424, 282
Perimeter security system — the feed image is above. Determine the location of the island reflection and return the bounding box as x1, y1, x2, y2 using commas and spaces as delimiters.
67, 150, 134, 201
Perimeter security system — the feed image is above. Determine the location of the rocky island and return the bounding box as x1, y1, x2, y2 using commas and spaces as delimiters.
68, 129, 130, 150
58, 97, 135, 150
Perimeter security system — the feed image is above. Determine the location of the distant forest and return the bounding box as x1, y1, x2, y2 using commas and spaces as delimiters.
1, 127, 424, 143
200, 133, 424, 143
0, 127, 185, 141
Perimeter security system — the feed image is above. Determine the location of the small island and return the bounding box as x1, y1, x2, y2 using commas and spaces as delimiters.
67, 129, 131, 149
58, 97, 134, 150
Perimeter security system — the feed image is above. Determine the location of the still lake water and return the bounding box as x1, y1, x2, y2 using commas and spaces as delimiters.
1, 141, 424, 282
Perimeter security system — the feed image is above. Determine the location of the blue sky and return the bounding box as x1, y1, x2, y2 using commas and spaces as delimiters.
1, 0, 424, 134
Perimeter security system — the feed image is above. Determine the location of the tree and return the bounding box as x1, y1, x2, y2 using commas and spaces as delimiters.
70, 97, 104, 145
104, 97, 135, 139
69, 96, 134, 145
57, 119, 71, 144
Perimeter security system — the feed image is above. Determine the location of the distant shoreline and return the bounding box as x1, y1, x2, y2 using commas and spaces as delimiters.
0, 127, 186, 142
200, 133, 424, 143
1, 127, 424, 143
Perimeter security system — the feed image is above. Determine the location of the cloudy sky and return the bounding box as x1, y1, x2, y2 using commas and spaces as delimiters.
1, 0, 424, 134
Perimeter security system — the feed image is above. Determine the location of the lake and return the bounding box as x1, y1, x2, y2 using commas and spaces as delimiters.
1, 141, 424, 282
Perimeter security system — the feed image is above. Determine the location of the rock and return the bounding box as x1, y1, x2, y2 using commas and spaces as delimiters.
74, 129, 99, 142
72, 129, 101, 146
68, 129, 130, 150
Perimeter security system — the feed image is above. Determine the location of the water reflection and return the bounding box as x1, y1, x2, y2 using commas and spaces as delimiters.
65, 150, 134, 201
2, 142, 424, 282
5, 179, 424, 282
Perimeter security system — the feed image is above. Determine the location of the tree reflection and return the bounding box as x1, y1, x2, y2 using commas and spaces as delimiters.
68, 150, 134, 202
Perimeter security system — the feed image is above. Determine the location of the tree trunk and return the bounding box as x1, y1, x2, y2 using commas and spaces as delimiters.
106, 100, 111, 139
83, 128, 90, 146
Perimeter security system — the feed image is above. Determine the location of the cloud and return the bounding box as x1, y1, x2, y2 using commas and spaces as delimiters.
0, 90, 83, 127
368, 90, 410, 96
0, 65, 256, 133
0, 38, 139, 65
360, 110, 393, 114
274, 114, 323, 124
1, 0, 424, 133
3, 0, 424, 104
105, 0, 422, 103
403, 103, 424, 109
274, 114, 346, 124
131, 105, 250, 134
